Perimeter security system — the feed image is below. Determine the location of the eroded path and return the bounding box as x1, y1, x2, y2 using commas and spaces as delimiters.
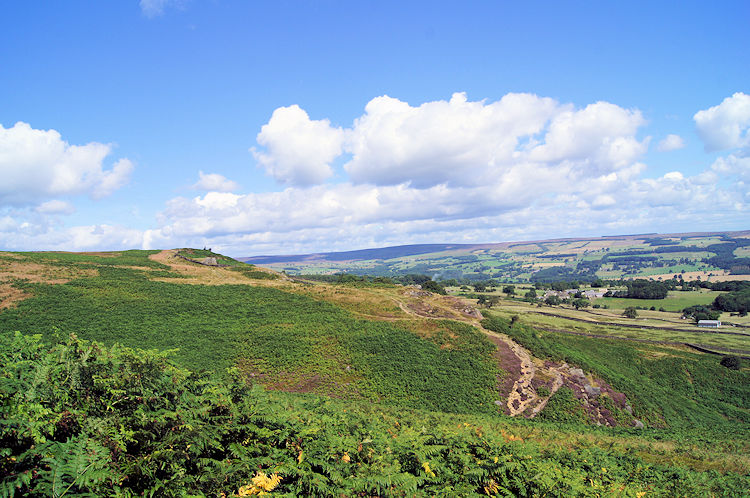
386, 288, 562, 416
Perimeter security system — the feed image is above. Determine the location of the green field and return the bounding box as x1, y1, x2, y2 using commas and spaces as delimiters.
595, 290, 724, 311
485, 301, 750, 352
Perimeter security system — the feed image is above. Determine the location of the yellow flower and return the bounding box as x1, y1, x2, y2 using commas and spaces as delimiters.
422, 461, 436, 478
484, 478, 499, 496
342, 452, 351, 463
236, 472, 282, 496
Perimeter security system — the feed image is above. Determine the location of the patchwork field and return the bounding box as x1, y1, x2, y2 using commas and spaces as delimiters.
240, 230, 750, 283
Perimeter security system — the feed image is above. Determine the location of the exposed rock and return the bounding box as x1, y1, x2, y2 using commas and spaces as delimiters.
624, 402, 633, 415
569, 367, 585, 378
632, 419, 644, 429
203, 257, 218, 266
584, 385, 601, 397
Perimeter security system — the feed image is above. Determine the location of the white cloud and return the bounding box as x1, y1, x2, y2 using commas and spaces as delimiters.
251, 105, 344, 186
139, 0, 177, 18
254, 93, 649, 191
0, 221, 144, 252
36, 200, 76, 215
343, 92, 561, 187
657, 134, 686, 152
144, 158, 747, 256
5, 92, 748, 255
528, 101, 646, 168
694, 92, 750, 152
192, 171, 240, 192
136, 92, 742, 255
711, 153, 750, 182
0, 216, 16, 231
0, 121, 134, 205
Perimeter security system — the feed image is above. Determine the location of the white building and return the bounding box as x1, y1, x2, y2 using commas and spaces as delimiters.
697, 320, 721, 328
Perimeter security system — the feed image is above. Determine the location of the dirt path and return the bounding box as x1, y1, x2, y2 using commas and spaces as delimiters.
387, 290, 553, 416
484, 329, 538, 416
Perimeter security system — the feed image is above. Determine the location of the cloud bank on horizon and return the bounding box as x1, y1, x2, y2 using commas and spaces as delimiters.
1, 91, 748, 255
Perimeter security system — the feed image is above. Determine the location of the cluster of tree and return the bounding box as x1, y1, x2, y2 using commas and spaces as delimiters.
476, 294, 501, 307
697, 280, 750, 292
676, 281, 750, 318
604, 279, 671, 299
529, 266, 597, 283
682, 305, 722, 323
704, 237, 750, 273
645, 237, 681, 246
712, 288, 750, 315
421, 279, 447, 295
622, 306, 638, 318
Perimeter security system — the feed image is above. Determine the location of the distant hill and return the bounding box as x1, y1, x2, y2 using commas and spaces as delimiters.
239, 243, 480, 264
240, 230, 750, 282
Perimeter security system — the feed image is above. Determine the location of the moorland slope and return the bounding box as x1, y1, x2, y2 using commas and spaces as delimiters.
1, 248, 748, 495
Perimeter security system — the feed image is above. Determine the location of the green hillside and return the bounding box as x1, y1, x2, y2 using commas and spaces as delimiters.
0, 250, 498, 415
1, 248, 749, 495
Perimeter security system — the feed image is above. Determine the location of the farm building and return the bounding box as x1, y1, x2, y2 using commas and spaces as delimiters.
697, 320, 721, 328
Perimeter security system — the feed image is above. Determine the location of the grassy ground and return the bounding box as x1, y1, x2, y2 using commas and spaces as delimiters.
476, 298, 750, 352
482, 313, 750, 431
594, 289, 723, 311
0, 250, 501, 415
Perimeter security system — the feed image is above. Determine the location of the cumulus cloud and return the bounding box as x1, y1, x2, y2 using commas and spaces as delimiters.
251, 105, 345, 186
526, 101, 647, 174
35, 200, 76, 215
144, 159, 747, 256
0, 121, 134, 205
711, 153, 750, 182
138, 92, 730, 255
0, 220, 144, 252
657, 134, 686, 152
192, 171, 240, 192
343, 92, 561, 187
694, 92, 750, 152
7, 92, 748, 255
253, 93, 649, 190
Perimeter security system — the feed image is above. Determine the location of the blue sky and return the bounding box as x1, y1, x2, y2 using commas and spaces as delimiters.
1, 1, 748, 256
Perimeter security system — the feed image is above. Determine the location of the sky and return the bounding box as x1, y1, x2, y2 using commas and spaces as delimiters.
1, 1, 749, 257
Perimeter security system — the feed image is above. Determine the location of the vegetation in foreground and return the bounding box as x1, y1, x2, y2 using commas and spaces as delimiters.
2, 332, 748, 497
